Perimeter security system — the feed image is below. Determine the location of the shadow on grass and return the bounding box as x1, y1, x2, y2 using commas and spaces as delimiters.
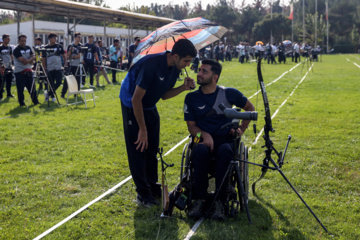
131, 198, 305, 239
133, 205, 182, 240
251, 193, 307, 240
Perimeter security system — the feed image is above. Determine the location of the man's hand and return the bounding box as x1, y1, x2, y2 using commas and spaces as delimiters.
134, 128, 148, 152
229, 128, 244, 137
200, 132, 214, 152
184, 77, 195, 90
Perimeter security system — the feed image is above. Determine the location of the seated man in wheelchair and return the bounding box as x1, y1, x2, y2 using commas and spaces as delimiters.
183, 59, 255, 220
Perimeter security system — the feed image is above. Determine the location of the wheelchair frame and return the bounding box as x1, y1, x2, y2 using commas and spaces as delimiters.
167, 133, 250, 219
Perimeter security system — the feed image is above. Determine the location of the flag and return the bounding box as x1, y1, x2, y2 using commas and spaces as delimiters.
325, 1, 328, 21
288, 2, 294, 20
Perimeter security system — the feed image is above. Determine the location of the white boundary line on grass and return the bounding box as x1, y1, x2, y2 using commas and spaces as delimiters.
184, 63, 314, 240
248, 62, 301, 99
346, 58, 360, 69
32, 63, 300, 240
184, 217, 205, 240
32, 137, 188, 240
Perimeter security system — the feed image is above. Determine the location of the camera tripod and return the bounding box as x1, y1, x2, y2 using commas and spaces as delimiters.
74, 51, 87, 88
300, 56, 314, 74
32, 59, 60, 106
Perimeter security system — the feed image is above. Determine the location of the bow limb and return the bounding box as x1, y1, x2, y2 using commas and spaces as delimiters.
252, 58, 274, 194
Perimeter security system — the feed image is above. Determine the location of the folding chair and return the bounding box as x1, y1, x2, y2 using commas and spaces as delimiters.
65, 75, 95, 108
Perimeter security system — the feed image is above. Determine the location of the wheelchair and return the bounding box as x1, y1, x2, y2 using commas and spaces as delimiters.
167, 130, 249, 218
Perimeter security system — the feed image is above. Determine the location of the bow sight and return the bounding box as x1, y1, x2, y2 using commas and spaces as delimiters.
250, 58, 328, 232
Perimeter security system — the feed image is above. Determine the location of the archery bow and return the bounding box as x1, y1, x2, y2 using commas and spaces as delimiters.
251, 58, 280, 194
251, 58, 328, 233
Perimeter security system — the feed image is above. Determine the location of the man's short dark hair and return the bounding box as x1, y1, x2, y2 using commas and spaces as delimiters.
48, 33, 57, 39
201, 59, 222, 81
97, 40, 102, 44
35, 37, 42, 42
172, 39, 197, 59
88, 35, 94, 38
114, 39, 120, 44
18, 34, 27, 41
2, 34, 10, 40
74, 32, 81, 38
134, 37, 140, 42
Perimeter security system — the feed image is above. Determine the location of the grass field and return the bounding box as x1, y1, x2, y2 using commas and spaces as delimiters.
0, 55, 359, 240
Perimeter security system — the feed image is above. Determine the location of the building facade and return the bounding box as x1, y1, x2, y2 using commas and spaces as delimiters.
0, 20, 149, 51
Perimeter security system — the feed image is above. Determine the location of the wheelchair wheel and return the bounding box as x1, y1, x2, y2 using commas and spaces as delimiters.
179, 137, 193, 211
238, 142, 249, 212
180, 143, 189, 180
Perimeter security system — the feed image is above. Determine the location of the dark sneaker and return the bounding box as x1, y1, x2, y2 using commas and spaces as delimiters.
136, 194, 159, 208
211, 201, 226, 221
19, 102, 26, 107
188, 200, 205, 219
7, 94, 15, 98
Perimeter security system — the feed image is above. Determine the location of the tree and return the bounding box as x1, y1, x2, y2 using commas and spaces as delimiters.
234, 6, 262, 43
297, 13, 327, 45
252, 13, 291, 43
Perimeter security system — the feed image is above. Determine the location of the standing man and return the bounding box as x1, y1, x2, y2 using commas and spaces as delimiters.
294, 42, 301, 63
61, 32, 82, 97
109, 39, 120, 83
0, 34, 15, 100
183, 59, 255, 220
13, 34, 39, 106
119, 39, 197, 207
213, 42, 220, 62
95, 40, 112, 85
128, 37, 141, 69
42, 33, 66, 102
238, 43, 245, 63
83, 35, 99, 87
278, 42, 286, 64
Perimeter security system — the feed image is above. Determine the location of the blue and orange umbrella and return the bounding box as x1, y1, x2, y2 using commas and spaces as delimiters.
133, 17, 228, 64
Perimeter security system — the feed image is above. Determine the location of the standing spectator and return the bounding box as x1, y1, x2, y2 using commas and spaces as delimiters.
128, 37, 141, 69
13, 34, 39, 106
218, 41, 224, 62
238, 43, 245, 63
0, 34, 15, 100
294, 42, 301, 63
271, 44, 277, 64
278, 42, 286, 64
83, 35, 99, 87
42, 33, 67, 102
225, 44, 232, 61
61, 32, 82, 97
253, 42, 263, 60
109, 39, 120, 83
95, 40, 112, 85
245, 43, 250, 62
214, 42, 220, 62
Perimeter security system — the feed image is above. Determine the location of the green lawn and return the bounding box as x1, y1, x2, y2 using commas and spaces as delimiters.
0, 55, 359, 239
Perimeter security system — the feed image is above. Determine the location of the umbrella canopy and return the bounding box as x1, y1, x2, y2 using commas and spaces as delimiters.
133, 17, 228, 64
255, 41, 264, 45
283, 40, 292, 45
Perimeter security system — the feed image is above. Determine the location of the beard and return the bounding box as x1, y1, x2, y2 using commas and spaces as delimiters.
197, 75, 212, 86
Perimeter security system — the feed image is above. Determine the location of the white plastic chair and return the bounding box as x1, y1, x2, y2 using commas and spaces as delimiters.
65, 75, 95, 108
